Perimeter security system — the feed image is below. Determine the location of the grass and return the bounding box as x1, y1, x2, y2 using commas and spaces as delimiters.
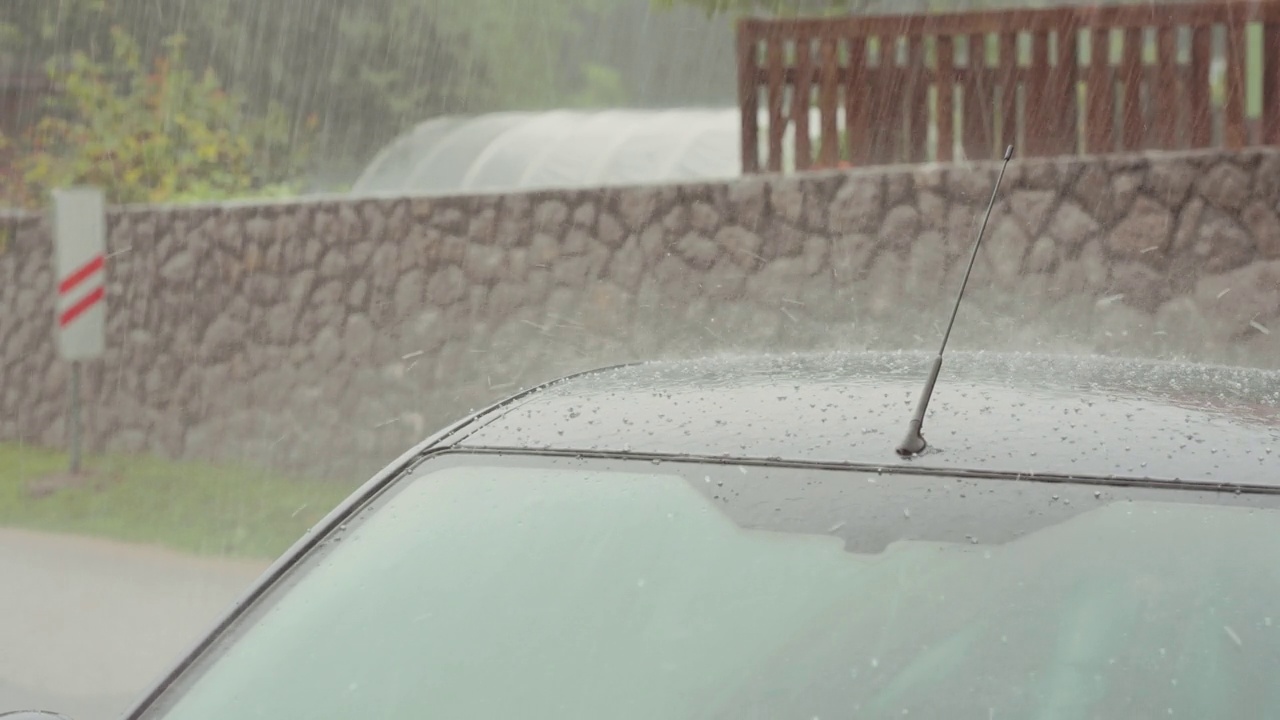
0, 443, 355, 559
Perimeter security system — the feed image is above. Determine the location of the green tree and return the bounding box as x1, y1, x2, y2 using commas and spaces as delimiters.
2, 0, 633, 179
181, 0, 632, 173
13, 25, 306, 207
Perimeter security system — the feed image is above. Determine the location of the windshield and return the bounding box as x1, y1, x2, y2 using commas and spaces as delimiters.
139, 453, 1280, 720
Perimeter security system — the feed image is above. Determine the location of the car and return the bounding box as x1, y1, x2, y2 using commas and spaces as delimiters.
8, 348, 1279, 720
10, 148, 1280, 720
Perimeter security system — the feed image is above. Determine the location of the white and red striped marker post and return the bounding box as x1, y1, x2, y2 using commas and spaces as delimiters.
51, 187, 107, 473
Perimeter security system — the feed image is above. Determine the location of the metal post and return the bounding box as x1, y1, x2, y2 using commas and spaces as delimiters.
69, 360, 81, 474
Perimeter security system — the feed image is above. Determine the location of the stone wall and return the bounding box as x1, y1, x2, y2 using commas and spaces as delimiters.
2, 148, 1279, 479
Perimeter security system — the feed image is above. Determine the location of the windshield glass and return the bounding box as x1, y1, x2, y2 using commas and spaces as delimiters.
141, 454, 1280, 720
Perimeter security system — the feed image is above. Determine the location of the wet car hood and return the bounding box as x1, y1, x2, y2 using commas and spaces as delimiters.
456, 350, 1280, 485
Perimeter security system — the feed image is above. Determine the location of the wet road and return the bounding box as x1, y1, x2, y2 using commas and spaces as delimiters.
0, 529, 269, 720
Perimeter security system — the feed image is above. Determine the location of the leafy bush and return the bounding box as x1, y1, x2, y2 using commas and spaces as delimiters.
9, 25, 310, 208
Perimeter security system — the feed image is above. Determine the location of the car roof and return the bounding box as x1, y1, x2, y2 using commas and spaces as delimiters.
453, 350, 1280, 486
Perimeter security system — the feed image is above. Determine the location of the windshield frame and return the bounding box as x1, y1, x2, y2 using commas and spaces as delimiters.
123, 446, 1280, 720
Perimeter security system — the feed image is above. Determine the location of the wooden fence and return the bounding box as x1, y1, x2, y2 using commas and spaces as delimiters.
737, 1, 1280, 172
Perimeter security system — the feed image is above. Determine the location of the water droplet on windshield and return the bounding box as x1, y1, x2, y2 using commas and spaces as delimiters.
1224, 625, 1243, 646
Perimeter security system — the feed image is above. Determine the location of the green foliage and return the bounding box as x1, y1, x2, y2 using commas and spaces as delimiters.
567, 63, 630, 108
2, 0, 636, 178
13, 25, 308, 207
0, 132, 18, 207
183, 0, 632, 168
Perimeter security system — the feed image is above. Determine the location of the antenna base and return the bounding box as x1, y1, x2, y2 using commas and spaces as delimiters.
896, 422, 928, 456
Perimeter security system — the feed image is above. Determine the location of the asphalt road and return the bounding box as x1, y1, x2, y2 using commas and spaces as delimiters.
0, 529, 269, 720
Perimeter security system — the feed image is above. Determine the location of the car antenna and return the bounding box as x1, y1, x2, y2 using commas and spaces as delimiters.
896, 144, 1015, 457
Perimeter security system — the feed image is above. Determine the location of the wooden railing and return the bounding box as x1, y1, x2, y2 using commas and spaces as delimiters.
737, 1, 1280, 172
